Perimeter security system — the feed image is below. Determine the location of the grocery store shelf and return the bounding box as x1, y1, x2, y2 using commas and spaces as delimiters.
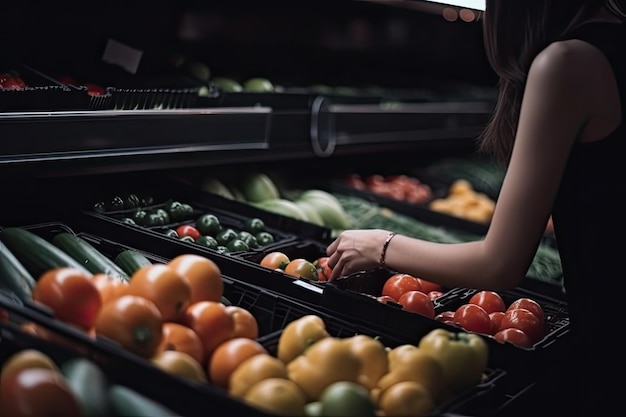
0, 107, 271, 177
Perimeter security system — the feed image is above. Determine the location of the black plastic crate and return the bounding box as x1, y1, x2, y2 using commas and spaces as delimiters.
321, 267, 451, 337
434, 287, 570, 376
322, 268, 570, 380
257, 325, 510, 417
88, 200, 296, 256
0, 292, 272, 417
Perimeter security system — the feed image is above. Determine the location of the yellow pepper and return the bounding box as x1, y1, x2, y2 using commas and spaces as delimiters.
343, 334, 388, 391
277, 315, 330, 364
418, 329, 488, 395
287, 337, 362, 401
377, 344, 446, 404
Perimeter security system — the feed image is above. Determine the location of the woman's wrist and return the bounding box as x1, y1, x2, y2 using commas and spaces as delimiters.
379, 232, 398, 267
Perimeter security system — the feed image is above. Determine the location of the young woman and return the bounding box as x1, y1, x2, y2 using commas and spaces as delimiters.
326, 1, 625, 415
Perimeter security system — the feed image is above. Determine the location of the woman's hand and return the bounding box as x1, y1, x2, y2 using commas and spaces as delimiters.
325, 229, 392, 281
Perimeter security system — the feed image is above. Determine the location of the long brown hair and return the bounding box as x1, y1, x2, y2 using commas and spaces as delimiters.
477, 0, 606, 166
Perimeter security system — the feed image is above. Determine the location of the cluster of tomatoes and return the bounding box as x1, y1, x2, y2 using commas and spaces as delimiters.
375, 273, 445, 318
260, 251, 332, 282
435, 290, 547, 348
345, 174, 434, 205
21, 254, 267, 389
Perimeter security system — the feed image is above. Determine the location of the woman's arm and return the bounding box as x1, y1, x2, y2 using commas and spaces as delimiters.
327, 39, 610, 289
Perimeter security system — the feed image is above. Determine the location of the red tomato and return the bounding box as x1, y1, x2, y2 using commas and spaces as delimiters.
397, 291, 435, 318
32, 267, 102, 331
499, 308, 545, 345
468, 290, 506, 315
416, 278, 442, 294
489, 311, 506, 335
434, 310, 455, 325
382, 274, 422, 302
453, 303, 492, 334
494, 328, 534, 348
176, 225, 201, 240
376, 295, 397, 304
507, 298, 545, 322
0, 368, 83, 417
428, 290, 444, 300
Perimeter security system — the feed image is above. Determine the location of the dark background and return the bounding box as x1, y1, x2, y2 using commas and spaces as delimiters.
1, 0, 496, 92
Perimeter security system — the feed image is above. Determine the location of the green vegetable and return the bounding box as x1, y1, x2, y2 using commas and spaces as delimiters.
52, 233, 129, 282
195, 214, 223, 236
243, 218, 265, 234
0, 239, 36, 300
0, 227, 92, 279
62, 358, 110, 417
195, 235, 219, 250
107, 385, 176, 417
114, 250, 153, 276
319, 381, 377, 417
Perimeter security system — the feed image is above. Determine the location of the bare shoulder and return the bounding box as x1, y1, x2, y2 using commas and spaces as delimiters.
529, 39, 611, 87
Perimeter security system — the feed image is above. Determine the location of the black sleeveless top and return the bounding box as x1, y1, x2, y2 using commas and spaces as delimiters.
552, 22, 626, 327
548, 22, 625, 415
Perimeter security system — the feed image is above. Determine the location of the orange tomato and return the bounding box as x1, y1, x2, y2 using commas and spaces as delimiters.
0, 368, 84, 417
32, 267, 102, 331
313, 257, 332, 281
208, 337, 267, 389
90, 273, 129, 305
168, 254, 224, 304
183, 301, 235, 357
284, 258, 319, 280
126, 264, 191, 322
158, 322, 206, 365
225, 306, 259, 339
94, 295, 163, 358
260, 252, 290, 270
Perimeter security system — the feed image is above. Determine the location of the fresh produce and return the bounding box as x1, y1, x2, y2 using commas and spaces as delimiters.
260, 251, 290, 270
468, 290, 506, 315
346, 173, 434, 205
168, 254, 223, 304
343, 334, 388, 391
428, 179, 495, 223
243, 78, 274, 92
182, 301, 235, 356
397, 291, 435, 318
418, 328, 488, 395
317, 381, 377, 417
226, 305, 259, 339
0, 367, 85, 417
295, 189, 352, 229
32, 267, 102, 331
243, 377, 307, 416
498, 308, 544, 345
151, 350, 207, 383
277, 315, 330, 364
61, 358, 110, 417
452, 304, 492, 335
125, 264, 191, 322
94, 295, 164, 359
52, 233, 129, 282
158, 322, 206, 365
108, 384, 176, 417
211, 77, 243, 93
113, 249, 153, 276
0, 227, 92, 279
284, 258, 319, 281
287, 337, 362, 401
377, 380, 435, 417
493, 328, 533, 348
228, 354, 289, 398
378, 344, 445, 404
0, 240, 36, 300
209, 337, 267, 389
1, 349, 59, 384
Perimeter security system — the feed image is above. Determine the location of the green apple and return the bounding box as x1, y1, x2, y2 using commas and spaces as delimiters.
243, 77, 274, 92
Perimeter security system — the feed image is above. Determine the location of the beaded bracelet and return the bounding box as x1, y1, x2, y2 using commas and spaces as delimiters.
379, 232, 397, 267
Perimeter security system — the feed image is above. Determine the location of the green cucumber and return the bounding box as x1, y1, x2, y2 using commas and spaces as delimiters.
0, 227, 92, 280
114, 249, 152, 277
52, 233, 129, 282
108, 385, 177, 417
61, 358, 110, 417
0, 240, 36, 300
